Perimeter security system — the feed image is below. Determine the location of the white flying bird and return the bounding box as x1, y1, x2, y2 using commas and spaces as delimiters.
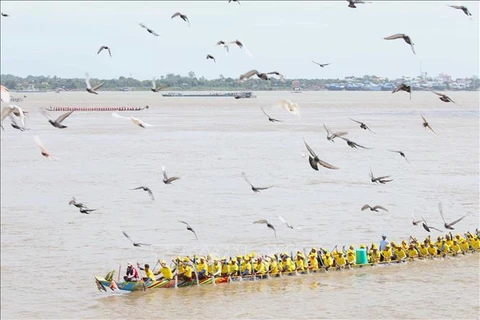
112, 112, 154, 128
34, 136, 57, 160
277, 99, 300, 115
1, 85, 11, 103
1, 105, 26, 130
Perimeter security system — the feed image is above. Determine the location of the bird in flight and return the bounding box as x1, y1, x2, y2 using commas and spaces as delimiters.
139, 23, 159, 36
228, 0, 241, 5
1, 12, 9, 17
350, 118, 374, 133
2, 105, 26, 130
431, 91, 457, 105
278, 216, 296, 229
384, 33, 416, 55
312, 61, 330, 68
206, 54, 216, 63
85, 73, 105, 95
438, 202, 466, 230
347, 0, 368, 8
9, 115, 28, 131
361, 205, 388, 212
151, 78, 167, 92
338, 136, 371, 149
323, 124, 347, 142
42, 110, 74, 129
122, 231, 151, 247
132, 186, 155, 200
34, 136, 57, 160
216, 40, 230, 53
421, 217, 442, 233
79, 207, 97, 214
260, 106, 282, 122
229, 39, 253, 56
97, 46, 112, 57
240, 69, 284, 81
278, 99, 300, 115
112, 112, 154, 128
418, 112, 435, 134
392, 84, 412, 99
369, 168, 393, 184
253, 219, 276, 238
388, 150, 410, 163
162, 165, 180, 184
69, 197, 87, 209
241, 172, 273, 193
171, 12, 190, 27
411, 212, 423, 226
303, 139, 339, 171
447, 5, 472, 16
179, 221, 198, 240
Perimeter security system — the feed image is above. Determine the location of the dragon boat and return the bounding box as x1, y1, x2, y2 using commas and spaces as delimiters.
95, 248, 479, 293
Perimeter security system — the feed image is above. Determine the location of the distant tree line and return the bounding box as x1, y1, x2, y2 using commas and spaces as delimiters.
1, 73, 478, 91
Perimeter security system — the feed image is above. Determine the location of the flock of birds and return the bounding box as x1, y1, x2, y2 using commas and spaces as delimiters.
0, 2, 476, 245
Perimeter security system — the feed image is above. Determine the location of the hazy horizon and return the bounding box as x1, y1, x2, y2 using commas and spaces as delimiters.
1, 1, 478, 80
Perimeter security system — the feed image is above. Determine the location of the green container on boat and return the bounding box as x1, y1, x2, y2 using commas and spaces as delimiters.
356, 249, 368, 265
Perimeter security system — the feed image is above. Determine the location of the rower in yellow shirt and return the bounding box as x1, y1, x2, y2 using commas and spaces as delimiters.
321, 252, 334, 269
417, 243, 428, 257
427, 243, 438, 257
406, 244, 418, 259
155, 260, 173, 280
179, 258, 194, 282
295, 253, 306, 272
241, 257, 252, 276
268, 256, 280, 276
450, 240, 461, 256
221, 258, 230, 276
254, 257, 267, 276
229, 259, 239, 276
393, 244, 406, 261
381, 245, 393, 262
346, 251, 356, 266
308, 253, 319, 271
369, 247, 380, 263
196, 257, 209, 279
137, 263, 156, 282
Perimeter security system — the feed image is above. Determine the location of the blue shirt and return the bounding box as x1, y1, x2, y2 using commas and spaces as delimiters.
380, 239, 390, 251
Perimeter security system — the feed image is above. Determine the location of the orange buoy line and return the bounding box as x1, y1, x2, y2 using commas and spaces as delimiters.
44, 105, 149, 112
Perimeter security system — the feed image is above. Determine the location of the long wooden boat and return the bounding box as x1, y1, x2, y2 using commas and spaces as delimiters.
95, 249, 479, 293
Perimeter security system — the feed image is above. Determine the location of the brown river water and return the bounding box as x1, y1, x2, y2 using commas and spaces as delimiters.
1, 91, 479, 319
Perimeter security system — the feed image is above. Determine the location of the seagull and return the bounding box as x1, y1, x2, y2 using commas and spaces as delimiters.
132, 186, 154, 200
388, 150, 410, 163
33, 136, 57, 160
418, 112, 435, 134
338, 136, 371, 149
9, 115, 28, 131
97, 46, 111, 57
303, 139, 339, 171
438, 202, 466, 230
241, 172, 273, 193
350, 118, 374, 133
361, 205, 388, 212
447, 5, 472, 16
85, 73, 105, 95
369, 168, 393, 184
229, 39, 253, 57
112, 112, 154, 128
260, 106, 282, 122
312, 61, 330, 68
42, 110, 74, 129
178, 221, 198, 240
69, 197, 87, 209
324, 124, 347, 142
139, 23, 159, 36
228, 0, 241, 5
239, 70, 284, 81
216, 40, 230, 53
1, 12, 9, 17
171, 12, 190, 27
278, 216, 294, 229
206, 54, 216, 63
412, 212, 423, 226
421, 217, 442, 233
151, 78, 167, 92
122, 231, 152, 247
79, 207, 97, 214
384, 33, 415, 55
392, 84, 412, 99
253, 219, 276, 238
162, 165, 180, 184
278, 99, 300, 115
347, 0, 367, 8
431, 91, 457, 105
2, 105, 26, 129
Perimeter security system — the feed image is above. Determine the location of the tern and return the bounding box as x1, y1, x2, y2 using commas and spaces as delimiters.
361, 205, 388, 212
438, 202, 466, 230
303, 139, 339, 171
42, 110, 74, 129
34, 136, 57, 160
171, 12, 190, 27
384, 33, 416, 55
162, 165, 180, 184
139, 23, 159, 36
112, 112, 154, 128
253, 219, 276, 238
241, 172, 273, 193
97, 46, 112, 57
324, 124, 347, 142
312, 61, 330, 68
85, 73, 105, 94
260, 106, 282, 122
122, 231, 151, 247
179, 221, 198, 240
132, 186, 155, 200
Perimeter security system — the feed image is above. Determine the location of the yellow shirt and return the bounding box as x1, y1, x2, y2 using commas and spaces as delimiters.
221, 263, 230, 275
159, 266, 173, 280
254, 262, 267, 275
183, 265, 193, 278
346, 253, 355, 265
308, 256, 319, 270
418, 246, 428, 256
407, 248, 418, 258
285, 258, 296, 272
369, 250, 380, 263
295, 258, 306, 271
269, 260, 280, 275
196, 262, 208, 274
459, 240, 470, 251
322, 254, 333, 267
382, 249, 392, 261
144, 269, 156, 281
441, 243, 450, 253
394, 248, 406, 260
428, 245, 437, 256
471, 238, 480, 249
230, 262, 239, 274
451, 243, 461, 253
335, 254, 346, 267
241, 261, 252, 274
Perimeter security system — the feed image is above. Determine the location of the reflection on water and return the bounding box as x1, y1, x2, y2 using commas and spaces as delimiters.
1, 91, 479, 319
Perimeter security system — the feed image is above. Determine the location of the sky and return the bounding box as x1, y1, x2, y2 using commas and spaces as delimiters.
0, 1, 479, 80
